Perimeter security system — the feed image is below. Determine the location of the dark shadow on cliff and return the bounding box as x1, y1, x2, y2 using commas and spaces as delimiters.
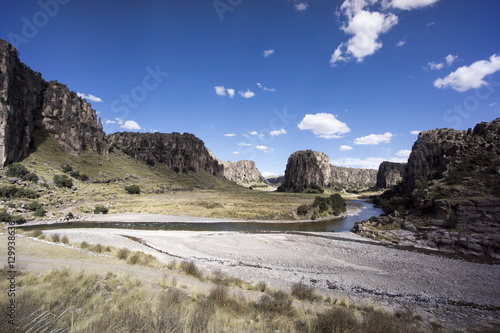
27, 128, 50, 155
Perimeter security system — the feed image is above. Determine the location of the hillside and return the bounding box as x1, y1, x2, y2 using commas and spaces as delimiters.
354, 119, 500, 258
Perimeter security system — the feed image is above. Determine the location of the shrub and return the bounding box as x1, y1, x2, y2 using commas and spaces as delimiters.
208, 284, 229, 306
0, 210, 26, 224
51, 233, 60, 242
94, 205, 109, 214
0, 186, 39, 199
180, 260, 202, 278
65, 212, 74, 220
125, 185, 141, 195
291, 281, 316, 301
34, 207, 46, 217
61, 235, 69, 244
6, 164, 38, 182
80, 241, 89, 249
53, 174, 73, 188
313, 307, 359, 333
297, 205, 308, 216
117, 248, 130, 260
61, 163, 73, 173
255, 290, 294, 316
26, 201, 43, 211
127, 253, 141, 264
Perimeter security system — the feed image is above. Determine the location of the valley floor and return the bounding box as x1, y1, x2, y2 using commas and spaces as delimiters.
5, 225, 500, 331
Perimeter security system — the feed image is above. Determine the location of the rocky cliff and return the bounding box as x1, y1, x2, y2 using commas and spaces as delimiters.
222, 160, 269, 185
281, 150, 376, 191
0, 39, 106, 167
107, 132, 224, 177
355, 119, 500, 258
375, 161, 406, 189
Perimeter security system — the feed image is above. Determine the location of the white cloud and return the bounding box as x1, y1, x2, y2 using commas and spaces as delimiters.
77, 92, 103, 103
428, 61, 444, 70
224, 133, 236, 137
262, 171, 279, 178
263, 49, 275, 58
331, 9, 398, 65
232, 151, 240, 155
257, 82, 276, 92
396, 149, 411, 158
385, 0, 440, 10
249, 131, 258, 136
105, 117, 124, 125
121, 120, 142, 131
330, 156, 407, 170
410, 130, 421, 135
434, 54, 500, 92
239, 89, 256, 98
426, 22, 435, 27
340, 145, 353, 151
238, 143, 252, 147
354, 132, 393, 145
297, 113, 351, 139
294, 2, 309, 11
489, 102, 498, 107
255, 145, 269, 151
445, 54, 458, 66
270, 129, 287, 136
395, 39, 406, 47
227, 88, 235, 98
214, 86, 226, 96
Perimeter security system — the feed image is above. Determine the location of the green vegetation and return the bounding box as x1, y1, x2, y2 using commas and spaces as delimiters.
297, 194, 347, 219
0, 186, 39, 199
291, 281, 318, 301
124, 184, 141, 194
93, 205, 109, 214
0, 210, 25, 223
6, 163, 38, 182
53, 174, 73, 188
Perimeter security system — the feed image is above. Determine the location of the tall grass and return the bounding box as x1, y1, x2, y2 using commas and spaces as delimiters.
0, 268, 441, 333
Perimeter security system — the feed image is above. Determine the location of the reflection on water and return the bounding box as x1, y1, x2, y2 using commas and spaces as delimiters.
20, 200, 383, 233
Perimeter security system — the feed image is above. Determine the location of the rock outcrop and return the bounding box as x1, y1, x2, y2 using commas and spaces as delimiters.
222, 160, 269, 185
281, 150, 377, 191
266, 175, 284, 186
355, 119, 500, 258
107, 132, 224, 177
0, 39, 106, 167
375, 161, 406, 189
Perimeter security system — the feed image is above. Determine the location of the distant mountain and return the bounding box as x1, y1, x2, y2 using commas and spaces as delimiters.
375, 162, 406, 189
354, 119, 500, 258
221, 160, 269, 186
279, 150, 377, 192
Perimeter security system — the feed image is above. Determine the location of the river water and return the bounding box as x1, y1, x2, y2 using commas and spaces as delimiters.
21, 200, 383, 233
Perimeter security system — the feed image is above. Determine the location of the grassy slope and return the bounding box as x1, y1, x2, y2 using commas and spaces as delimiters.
3, 130, 319, 221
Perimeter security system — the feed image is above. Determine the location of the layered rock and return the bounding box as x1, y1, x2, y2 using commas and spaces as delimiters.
355, 119, 500, 258
375, 161, 406, 189
281, 150, 377, 191
107, 132, 224, 177
0, 39, 106, 166
222, 160, 269, 185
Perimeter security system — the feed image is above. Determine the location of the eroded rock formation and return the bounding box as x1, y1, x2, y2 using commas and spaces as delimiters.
281, 150, 377, 191
375, 161, 406, 189
0, 39, 106, 166
222, 160, 269, 185
107, 132, 224, 177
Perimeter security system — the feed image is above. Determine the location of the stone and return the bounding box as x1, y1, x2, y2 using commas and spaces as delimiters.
376, 161, 406, 189
221, 160, 269, 185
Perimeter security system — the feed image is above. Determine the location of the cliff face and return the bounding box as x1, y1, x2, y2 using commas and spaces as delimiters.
281, 150, 376, 191
0, 39, 106, 166
356, 119, 500, 258
376, 162, 406, 189
222, 160, 269, 185
107, 132, 224, 177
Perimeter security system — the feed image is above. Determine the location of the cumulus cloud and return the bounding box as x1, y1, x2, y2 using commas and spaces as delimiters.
410, 130, 421, 135
238, 143, 253, 147
77, 92, 103, 103
297, 113, 351, 139
384, 0, 440, 10
428, 62, 444, 70
263, 49, 275, 58
434, 54, 500, 92
427, 54, 458, 70
232, 151, 240, 155
262, 171, 279, 178
255, 145, 270, 151
257, 82, 276, 92
354, 132, 393, 145
224, 133, 236, 137
121, 120, 142, 131
214, 86, 227, 96
227, 88, 235, 98
239, 89, 256, 98
270, 129, 287, 136
396, 149, 411, 158
445, 54, 458, 66
340, 145, 353, 151
294, 2, 309, 11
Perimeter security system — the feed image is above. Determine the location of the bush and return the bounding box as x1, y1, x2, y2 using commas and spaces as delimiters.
65, 212, 74, 220
61, 163, 73, 173
34, 207, 46, 217
0, 186, 39, 199
53, 174, 73, 188
313, 307, 359, 333
117, 248, 130, 260
51, 233, 61, 242
291, 281, 316, 301
255, 290, 294, 316
25, 201, 43, 211
6, 164, 38, 182
297, 205, 308, 216
93, 205, 109, 214
208, 285, 229, 306
180, 260, 202, 278
0, 210, 26, 224
61, 235, 69, 244
125, 185, 141, 195
70, 170, 89, 182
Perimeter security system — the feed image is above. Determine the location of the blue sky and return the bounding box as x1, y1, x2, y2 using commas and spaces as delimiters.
1, 0, 499, 176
